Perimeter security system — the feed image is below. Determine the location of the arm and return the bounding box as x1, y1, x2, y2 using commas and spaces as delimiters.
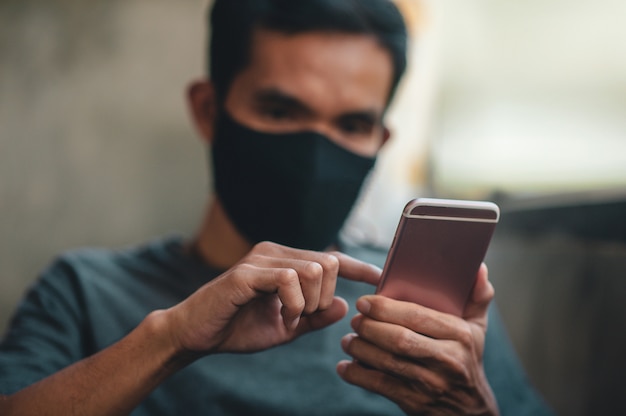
337, 264, 499, 415
0, 242, 381, 415
1, 310, 188, 416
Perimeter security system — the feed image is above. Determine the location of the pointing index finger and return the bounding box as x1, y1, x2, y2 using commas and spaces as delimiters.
327, 251, 382, 286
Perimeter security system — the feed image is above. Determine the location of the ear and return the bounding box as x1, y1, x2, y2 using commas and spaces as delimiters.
380, 125, 392, 148
187, 80, 218, 144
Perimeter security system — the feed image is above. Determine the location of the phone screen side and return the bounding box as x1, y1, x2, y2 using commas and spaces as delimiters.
375, 206, 498, 316
376, 213, 409, 295
406, 198, 500, 221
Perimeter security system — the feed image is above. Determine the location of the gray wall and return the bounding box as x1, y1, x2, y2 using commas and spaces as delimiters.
0, 0, 208, 331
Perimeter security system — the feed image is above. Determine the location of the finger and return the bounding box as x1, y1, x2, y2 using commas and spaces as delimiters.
327, 250, 382, 286
463, 263, 494, 327
316, 253, 340, 310
245, 254, 326, 314
336, 360, 431, 413
247, 242, 379, 308
250, 242, 378, 285
261, 252, 340, 312
295, 297, 349, 335
245, 247, 339, 313
354, 294, 468, 341
250, 241, 334, 265
234, 264, 305, 330
349, 313, 459, 365
340, 333, 449, 394
295, 260, 323, 315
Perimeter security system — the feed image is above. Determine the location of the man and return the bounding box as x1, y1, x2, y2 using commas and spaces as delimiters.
0, 0, 551, 414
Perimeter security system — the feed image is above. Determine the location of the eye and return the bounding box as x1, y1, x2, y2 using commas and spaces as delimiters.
338, 118, 375, 136
259, 105, 295, 122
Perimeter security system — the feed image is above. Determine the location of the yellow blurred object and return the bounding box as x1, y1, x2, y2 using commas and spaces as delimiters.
393, 0, 425, 34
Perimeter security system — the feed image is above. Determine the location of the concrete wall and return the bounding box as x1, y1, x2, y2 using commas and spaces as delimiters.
0, 0, 208, 331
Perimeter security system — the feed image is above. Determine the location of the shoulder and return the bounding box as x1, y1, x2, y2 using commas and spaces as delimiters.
7, 235, 191, 340
48, 235, 184, 275
35, 236, 186, 295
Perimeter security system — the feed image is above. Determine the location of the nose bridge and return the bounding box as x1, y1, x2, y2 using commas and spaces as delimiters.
307, 118, 342, 147
309, 120, 331, 137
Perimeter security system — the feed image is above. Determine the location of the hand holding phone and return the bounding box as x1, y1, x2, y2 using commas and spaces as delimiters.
375, 198, 499, 317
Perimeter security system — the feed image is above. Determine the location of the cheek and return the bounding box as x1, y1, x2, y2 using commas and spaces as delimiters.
330, 135, 382, 158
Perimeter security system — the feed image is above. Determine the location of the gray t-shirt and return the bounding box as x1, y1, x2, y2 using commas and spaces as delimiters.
0, 236, 552, 415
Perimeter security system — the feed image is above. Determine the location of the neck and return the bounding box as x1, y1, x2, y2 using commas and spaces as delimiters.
191, 196, 253, 270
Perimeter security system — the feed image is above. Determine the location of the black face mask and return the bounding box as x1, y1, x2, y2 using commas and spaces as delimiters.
211, 112, 377, 251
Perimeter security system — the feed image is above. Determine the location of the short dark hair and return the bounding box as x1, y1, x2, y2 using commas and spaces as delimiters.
208, 0, 408, 104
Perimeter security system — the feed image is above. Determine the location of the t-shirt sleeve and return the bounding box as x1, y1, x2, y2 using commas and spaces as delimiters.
0, 255, 90, 395
484, 304, 555, 416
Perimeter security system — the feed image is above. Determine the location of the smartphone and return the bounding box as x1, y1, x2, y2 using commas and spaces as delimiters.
375, 198, 500, 317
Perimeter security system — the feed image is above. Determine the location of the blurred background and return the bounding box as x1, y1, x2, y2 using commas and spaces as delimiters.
1, 0, 625, 414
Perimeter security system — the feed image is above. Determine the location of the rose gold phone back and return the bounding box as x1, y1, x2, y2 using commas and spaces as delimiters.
376, 199, 498, 317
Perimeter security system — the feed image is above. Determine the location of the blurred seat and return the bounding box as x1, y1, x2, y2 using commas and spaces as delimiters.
486, 188, 626, 416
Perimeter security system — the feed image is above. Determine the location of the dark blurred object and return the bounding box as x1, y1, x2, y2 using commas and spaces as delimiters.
495, 187, 626, 243
486, 187, 626, 416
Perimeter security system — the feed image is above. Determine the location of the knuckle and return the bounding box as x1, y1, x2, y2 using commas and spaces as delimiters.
386, 356, 412, 378
292, 297, 306, 313
424, 375, 450, 399
457, 322, 475, 349
446, 353, 472, 383
319, 252, 340, 272
244, 253, 264, 264
276, 268, 298, 285
372, 377, 389, 396
407, 305, 428, 327
325, 250, 341, 258
254, 241, 276, 253
393, 328, 417, 356
302, 261, 323, 281
303, 303, 318, 315
232, 263, 255, 275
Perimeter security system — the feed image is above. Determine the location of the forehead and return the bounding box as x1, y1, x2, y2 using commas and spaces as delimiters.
230, 29, 394, 115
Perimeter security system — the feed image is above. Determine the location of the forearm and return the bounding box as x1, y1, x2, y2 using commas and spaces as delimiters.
0, 310, 194, 416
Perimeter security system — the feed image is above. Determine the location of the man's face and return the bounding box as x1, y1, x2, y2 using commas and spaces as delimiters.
222, 29, 394, 157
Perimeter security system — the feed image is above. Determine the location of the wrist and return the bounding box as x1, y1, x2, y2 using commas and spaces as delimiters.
142, 309, 201, 370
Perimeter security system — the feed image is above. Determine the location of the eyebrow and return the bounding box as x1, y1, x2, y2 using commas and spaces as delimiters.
252, 88, 314, 116
336, 111, 381, 126
252, 87, 383, 124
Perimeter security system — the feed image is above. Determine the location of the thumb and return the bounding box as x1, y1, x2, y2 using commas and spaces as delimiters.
296, 297, 349, 335
463, 263, 494, 328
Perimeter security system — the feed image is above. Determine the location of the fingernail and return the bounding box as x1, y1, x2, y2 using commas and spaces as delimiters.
341, 333, 356, 351
336, 360, 349, 376
356, 298, 371, 314
337, 360, 350, 376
